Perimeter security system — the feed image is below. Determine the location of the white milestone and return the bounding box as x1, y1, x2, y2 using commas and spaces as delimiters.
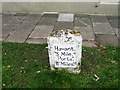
47, 29, 82, 73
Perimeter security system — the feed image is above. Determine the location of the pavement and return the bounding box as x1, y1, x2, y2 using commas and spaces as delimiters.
1, 12, 119, 47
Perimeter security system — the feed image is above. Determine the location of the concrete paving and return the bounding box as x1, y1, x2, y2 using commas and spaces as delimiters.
93, 23, 115, 35
74, 27, 95, 41
1, 13, 119, 47
95, 34, 118, 46
29, 25, 54, 39
5, 23, 35, 43
57, 13, 74, 22
54, 22, 73, 30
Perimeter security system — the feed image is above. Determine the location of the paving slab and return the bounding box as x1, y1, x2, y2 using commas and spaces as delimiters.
113, 28, 119, 38
91, 15, 108, 23
0, 14, 2, 22
0, 22, 2, 41
108, 19, 119, 28
42, 14, 58, 18
23, 14, 42, 23
5, 23, 35, 43
95, 34, 118, 46
2, 13, 119, 48
2, 24, 18, 40
0, 38, 2, 41
83, 41, 96, 47
4, 15, 26, 25
74, 17, 92, 27
75, 14, 90, 18
74, 26, 95, 41
57, 13, 74, 22
26, 38, 47, 44
2, 13, 12, 22
93, 23, 115, 35
54, 22, 73, 30
107, 16, 120, 20
13, 13, 29, 16
29, 25, 54, 39
37, 17, 57, 25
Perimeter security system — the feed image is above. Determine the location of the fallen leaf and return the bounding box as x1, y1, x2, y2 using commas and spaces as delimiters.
3, 84, 5, 87
20, 66, 24, 69
25, 60, 28, 62
45, 47, 48, 49
7, 65, 11, 68
34, 60, 37, 62
111, 61, 116, 64
36, 70, 41, 73
83, 49, 86, 52
93, 74, 99, 81
103, 47, 106, 49
97, 65, 100, 68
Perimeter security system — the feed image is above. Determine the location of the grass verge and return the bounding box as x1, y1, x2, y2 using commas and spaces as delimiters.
2, 42, 119, 88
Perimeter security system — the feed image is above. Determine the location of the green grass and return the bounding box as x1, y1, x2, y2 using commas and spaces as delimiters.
2, 42, 119, 88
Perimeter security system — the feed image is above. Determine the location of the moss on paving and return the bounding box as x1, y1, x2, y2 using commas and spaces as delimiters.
2, 42, 119, 88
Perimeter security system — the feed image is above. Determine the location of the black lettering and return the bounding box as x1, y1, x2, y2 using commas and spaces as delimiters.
59, 56, 66, 61
67, 57, 74, 61
60, 62, 75, 67
56, 62, 59, 66
54, 46, 59, 51
61, 52, 65, 56
54, 46, 75, 51
61, 52, 72, 56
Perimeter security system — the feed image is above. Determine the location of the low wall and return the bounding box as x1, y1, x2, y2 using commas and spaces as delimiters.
1, 1, 119, 15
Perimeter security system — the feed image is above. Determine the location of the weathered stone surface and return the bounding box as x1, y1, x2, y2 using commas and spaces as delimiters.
83, 41, 96, 47
23, 14, 42, 22
96, 34, 118, 46
29, 25, 54, 39
54, 22, 73, 30
93, 23, 115, 35
47, 29, 82, 73
91, 15, 108, 23
26, 38, 47, 44
57, 13, 74, 22
74, 27, 95, 41
5, 23, 35, 43
74, 17, 92, 27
